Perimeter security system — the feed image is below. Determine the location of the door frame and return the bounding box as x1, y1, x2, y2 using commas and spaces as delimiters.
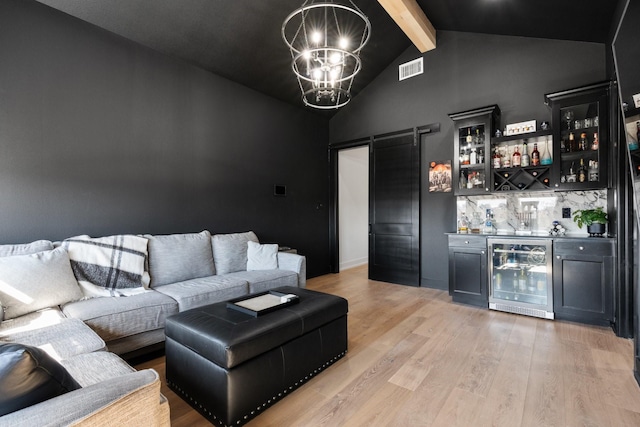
329, 137, 370, 273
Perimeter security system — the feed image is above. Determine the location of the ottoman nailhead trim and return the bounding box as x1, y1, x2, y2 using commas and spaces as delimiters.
169, 351, 348, 427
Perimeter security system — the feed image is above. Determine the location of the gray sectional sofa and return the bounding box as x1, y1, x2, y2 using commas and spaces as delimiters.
0, 230, 306, 425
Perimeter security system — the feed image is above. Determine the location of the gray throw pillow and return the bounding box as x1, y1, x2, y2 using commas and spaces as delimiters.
0, 247, 84, 319
145, 231, 215, 287
211, 231, 259, 274
0, 240, 54, 257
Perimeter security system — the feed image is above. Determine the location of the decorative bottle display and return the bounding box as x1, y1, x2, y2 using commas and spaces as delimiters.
531, 143, 540, 166
577, 158, 587, 183
521, 142, 530, 167
512, 145, 521, 167
540, 138, 552, 165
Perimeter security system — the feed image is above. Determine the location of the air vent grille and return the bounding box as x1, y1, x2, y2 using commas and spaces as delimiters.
399, 57, 423, 81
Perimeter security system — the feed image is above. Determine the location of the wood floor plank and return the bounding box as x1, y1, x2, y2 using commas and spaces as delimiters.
133, 265, 640, 427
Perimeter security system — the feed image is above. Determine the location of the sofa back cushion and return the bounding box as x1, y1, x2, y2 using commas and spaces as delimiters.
61, 235, 150, 298
0, 247, 84, 320
211, 231, 259, 274
0, 343, 81, 416
0, 240, 53, 257
145, 231, 215, 287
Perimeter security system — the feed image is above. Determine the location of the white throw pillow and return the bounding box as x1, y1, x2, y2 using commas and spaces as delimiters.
246, 241, 279, 271
0, 247, 84, 319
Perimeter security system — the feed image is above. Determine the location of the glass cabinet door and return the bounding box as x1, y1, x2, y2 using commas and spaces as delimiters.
545, 82, 611, 190
488, 239, 553, 319
449, 105, 500, 196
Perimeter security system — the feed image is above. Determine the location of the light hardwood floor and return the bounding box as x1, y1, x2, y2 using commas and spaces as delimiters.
135, 265, 640, 426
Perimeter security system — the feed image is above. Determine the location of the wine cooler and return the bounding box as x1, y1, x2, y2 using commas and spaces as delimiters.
488, 239, 553, 319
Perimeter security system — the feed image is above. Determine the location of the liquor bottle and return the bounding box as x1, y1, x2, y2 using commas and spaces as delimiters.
466, 128, 473, 144
531, 143, 540, 166
470, 148, 477, 164
474, 129, 482, 144
461, 148, 470, 165
591, 132, 599, 151
568, 132, 576, 152
560, 138, 567, 153
512, 145, 521, 167
588, 160, 599, 182
578, 133, 588, 151
460, 171, 467, 189
540, 138, 552, 165
502, 146, 511, 168
492, 147, 501, 169
577, 158, 587, 183
521, 142, 530, 166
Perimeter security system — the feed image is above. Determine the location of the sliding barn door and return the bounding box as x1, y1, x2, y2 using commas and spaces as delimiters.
369, 130, 420, 286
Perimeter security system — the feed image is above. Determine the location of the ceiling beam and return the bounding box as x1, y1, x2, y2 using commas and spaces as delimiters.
377, 0, 436, 53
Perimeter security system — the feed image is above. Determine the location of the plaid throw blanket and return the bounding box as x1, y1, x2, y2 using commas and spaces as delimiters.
62, 235, 149, 298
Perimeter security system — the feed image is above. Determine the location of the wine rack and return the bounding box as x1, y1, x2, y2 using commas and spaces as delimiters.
493, 166, 551, 191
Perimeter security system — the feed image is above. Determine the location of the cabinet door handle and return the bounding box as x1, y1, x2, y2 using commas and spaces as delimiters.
579, 246, 584, 251
464, 240, 469, 244
481, 251, 485, 254
556, 255, 561, 259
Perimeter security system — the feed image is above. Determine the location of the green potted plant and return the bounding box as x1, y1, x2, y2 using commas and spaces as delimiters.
572, 207, 608, 236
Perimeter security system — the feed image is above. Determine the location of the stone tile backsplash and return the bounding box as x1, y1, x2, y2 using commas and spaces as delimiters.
457, 190, 608, 235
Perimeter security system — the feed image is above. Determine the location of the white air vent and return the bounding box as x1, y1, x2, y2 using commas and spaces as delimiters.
399, 57, 423, 81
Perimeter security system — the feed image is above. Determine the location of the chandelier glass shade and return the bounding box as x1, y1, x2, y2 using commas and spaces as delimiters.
282, 0, 371, 109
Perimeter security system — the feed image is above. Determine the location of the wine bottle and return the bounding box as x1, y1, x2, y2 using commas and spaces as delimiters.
466, 128, 473, 144
578, 158, 587, 183
521, 142, 530, 166
531, 143, 540, 166
512, 145, 521, 167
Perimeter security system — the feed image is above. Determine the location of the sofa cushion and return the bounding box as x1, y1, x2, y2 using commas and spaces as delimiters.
61, 235, 150, 298
220, 269, 299, 294
0, 247, 84, 320
153, 275, 249, 312
0, 343, 81, 417
211, 231, 259, 274
60, 351, 135, 387
145, 231, 215, 287
0, 316, 105, 361
62, 291, 178, 343
246, 241, 278, 271
0, 240, 53, 257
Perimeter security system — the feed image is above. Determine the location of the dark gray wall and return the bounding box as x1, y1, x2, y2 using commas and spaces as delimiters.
330, 31, 606, 289
0, 0, 330, 277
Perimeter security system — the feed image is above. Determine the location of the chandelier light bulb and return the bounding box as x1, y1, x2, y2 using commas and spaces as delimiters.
313, 68, 323, 80
311, 31, 322, 44
339, 38, 349, 49
303, 50, 311, 59
329, 52, 342, 64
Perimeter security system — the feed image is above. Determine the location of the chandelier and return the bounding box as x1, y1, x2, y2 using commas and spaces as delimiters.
282, 0, 371, 109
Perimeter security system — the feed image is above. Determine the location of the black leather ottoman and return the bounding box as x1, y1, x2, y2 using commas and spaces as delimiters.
165, 286, 348, 427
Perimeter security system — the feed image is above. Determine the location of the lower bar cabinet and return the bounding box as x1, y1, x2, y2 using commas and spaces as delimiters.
552, 239, 615, 326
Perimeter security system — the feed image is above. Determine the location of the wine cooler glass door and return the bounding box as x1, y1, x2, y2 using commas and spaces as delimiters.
489, 239, 554, 319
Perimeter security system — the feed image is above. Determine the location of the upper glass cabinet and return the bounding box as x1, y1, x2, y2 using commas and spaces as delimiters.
545, 82, 611, 190
449, 105, 500, 195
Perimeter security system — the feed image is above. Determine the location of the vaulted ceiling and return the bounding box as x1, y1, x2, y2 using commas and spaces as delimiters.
35, 0, 620, 112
